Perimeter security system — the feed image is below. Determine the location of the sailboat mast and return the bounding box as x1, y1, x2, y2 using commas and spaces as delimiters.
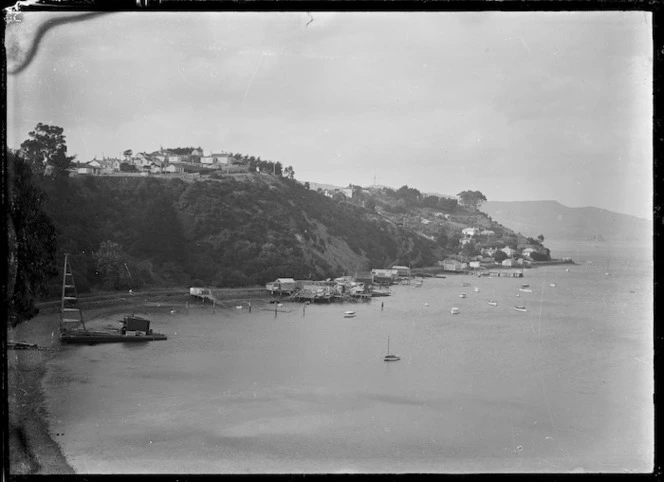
387, 336, 390, 355
60, 253, 68, 326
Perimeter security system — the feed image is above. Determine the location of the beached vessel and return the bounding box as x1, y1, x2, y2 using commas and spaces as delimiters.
384, 336, 400, 362
344, 311, 356, 318
451, 307, 460, 314
459, 293, 467, 298
488, 300, 498, 306
59, 254, 167, 344
513, 305, 527, 312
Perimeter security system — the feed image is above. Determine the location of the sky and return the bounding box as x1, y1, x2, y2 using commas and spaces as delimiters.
6, 11, 653, 219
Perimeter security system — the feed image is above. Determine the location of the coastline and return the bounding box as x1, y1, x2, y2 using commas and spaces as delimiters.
7, 286, 267, 475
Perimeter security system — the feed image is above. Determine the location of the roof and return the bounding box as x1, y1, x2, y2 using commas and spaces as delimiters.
391, 265, 410, 270
276, 278, 296, 283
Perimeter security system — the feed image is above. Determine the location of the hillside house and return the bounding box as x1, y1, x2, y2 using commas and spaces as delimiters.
133, 152, 154, 167
201, 153, 230, 165
469, 261, 481, 269
501, 246, 517, 258
502, 259, 517, 267
481, 247, 498, 257
391, 265, 411, 277
77, 162, 101, 176
462, 227, 481, 237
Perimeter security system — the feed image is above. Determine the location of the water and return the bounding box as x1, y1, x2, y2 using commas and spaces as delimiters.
42, 240, 653, 473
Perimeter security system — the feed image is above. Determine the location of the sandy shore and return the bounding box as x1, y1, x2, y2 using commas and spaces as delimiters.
7, 286, 268, 475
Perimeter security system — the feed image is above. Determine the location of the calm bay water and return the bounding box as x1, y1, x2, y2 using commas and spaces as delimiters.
42, 240, 653, 473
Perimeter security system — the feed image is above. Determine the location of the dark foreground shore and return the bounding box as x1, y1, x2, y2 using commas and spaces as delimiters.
7, 286, 267, 475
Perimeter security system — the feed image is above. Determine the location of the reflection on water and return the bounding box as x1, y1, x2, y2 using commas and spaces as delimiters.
43, 241, 653, 473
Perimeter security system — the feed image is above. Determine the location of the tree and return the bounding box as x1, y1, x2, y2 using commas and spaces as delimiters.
456, 190, 487, 211
123, 149, 133, 160
20, 123, 76, 177
493, 250, 508, 263
6, 150, 58, 325
93, 240, 131, 290
537, 234, 545, 243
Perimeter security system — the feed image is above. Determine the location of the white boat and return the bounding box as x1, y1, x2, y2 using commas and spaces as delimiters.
513, 305, 527, 312
488, 300, 498, 306
459, 293, 467, 298
519, 288, 532, 293
344, 311, 356, 318
451, 307, 460, 314
384, 336, 400, 362
474, 287, 480, 292
549, 283, 556, 287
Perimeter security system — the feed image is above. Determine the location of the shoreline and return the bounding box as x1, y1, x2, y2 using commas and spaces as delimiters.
8, 286, 267, 475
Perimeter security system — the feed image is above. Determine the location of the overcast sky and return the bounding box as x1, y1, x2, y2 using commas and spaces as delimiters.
6, 11, 652, 219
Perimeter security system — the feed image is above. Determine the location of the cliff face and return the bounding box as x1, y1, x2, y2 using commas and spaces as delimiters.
38, 174, 442, 292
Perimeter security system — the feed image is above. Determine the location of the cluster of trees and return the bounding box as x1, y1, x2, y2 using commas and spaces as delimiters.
19, 123, 76, 178
6, 149, 58, 324
457, 190, 487, 211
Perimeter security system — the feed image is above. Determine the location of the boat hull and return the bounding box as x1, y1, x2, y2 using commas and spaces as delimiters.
384, 355, 400, 362
61, 331, 167, 344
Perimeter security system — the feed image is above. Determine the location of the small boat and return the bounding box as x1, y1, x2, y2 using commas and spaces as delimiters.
435, 274, 447, 279
519, 287, 533, 293
549, 283, 556, 287
459, 293, 467, 298
521, 284, 530, 288
344, 311, 356, 318
513, 305, 527, 312
384, 336, 400, 362
474, 287, 480, 292
488, 300, 498, 306
451, 307, 460, 315
565, 268, 570, 272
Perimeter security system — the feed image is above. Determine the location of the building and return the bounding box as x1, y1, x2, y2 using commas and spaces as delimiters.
266, 278, 297, 294
502, 259, 517, 267
77, 162, 101, 175
391, 265, 411, 277
501, 246, 517, 258
441, 259, 465, 272
371, 269, 396, 285
461, 227, 480, 237
201, 153, 230, 165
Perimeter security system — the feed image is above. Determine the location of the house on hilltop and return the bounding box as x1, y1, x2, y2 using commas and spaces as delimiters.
201, 153, 230, 166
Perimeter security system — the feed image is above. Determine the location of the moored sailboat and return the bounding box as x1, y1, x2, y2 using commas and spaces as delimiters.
384, 336, 400, 361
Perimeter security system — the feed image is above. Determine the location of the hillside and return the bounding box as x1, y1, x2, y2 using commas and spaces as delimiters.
36, 175, 443, 295
482, 200, 651, 242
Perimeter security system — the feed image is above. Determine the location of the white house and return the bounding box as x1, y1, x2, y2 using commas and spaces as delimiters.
462, 227, 481, 237
501, 246, 517, 258
502, 259, 517, 267
201, 153, 230, 165
469, 261, 481, 269
77, 162, 101, 175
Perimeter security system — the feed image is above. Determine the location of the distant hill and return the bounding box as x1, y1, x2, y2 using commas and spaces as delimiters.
482, 201, 651, 242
